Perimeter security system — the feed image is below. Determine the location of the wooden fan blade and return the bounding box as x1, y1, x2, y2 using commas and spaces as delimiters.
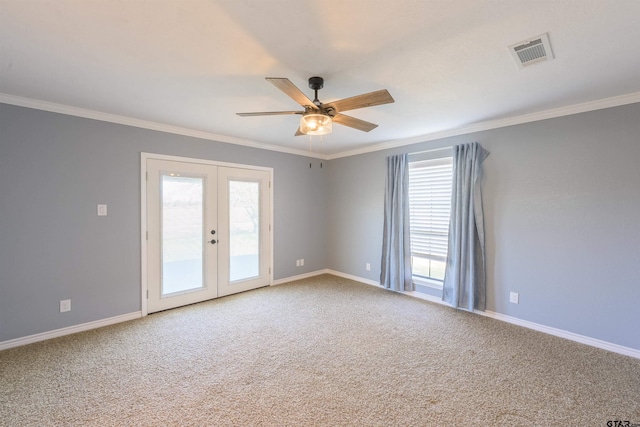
294, 127, 304, 136
236, 111, 303, 116
332, 113, 378, 132
266, 78, 317, 108
325, 89, 394, 113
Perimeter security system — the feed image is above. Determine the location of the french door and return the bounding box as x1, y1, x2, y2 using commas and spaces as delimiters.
145, 157, 271, 313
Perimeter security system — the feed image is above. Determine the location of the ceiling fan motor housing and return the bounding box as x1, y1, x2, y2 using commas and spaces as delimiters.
308, 76, 324, 90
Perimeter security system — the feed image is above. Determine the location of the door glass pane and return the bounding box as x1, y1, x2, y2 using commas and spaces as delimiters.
229, 180, 260, 282
161, 174, 204, 295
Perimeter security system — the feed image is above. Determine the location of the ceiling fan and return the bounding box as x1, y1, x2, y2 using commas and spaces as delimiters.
236, 77, 394, 136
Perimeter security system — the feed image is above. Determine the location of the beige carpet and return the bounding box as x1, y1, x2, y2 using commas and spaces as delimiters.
1, 274, 639, 426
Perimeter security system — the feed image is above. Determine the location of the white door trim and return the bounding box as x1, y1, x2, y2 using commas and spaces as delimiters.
140, 152, 274, 316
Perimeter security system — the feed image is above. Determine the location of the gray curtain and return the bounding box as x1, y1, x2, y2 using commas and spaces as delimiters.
380, 154, 413, 291
442, 142, 489, 311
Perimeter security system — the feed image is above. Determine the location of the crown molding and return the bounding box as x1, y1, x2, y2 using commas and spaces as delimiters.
327, 91, 640, 159
0, 93, 327, 159
3, 91, 638, 161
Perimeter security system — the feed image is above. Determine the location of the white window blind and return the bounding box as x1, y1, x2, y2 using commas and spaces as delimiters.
408, 157, 453, 280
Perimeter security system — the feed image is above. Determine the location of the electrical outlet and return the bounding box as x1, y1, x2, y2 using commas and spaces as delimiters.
366, 263, 371, 271
60, 299, 71, 312
300, 259, 304, 266
509, 292, 519, 304
296, 259, 300, 267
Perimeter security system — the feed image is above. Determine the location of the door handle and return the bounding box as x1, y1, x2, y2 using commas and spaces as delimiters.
209, 239, 217, 245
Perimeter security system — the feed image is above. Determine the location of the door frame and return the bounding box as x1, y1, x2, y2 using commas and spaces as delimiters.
140, 152, 274, 316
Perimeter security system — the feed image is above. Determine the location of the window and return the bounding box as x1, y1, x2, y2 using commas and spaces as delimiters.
408, 157, 453, 287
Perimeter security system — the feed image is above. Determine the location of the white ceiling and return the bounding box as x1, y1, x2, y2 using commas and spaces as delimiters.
2, 0, 640, 158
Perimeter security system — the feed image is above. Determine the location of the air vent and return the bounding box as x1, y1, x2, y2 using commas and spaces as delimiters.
508, 33, 554, 68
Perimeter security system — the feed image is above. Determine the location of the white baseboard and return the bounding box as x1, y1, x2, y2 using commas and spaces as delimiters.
272, 269, 330, 286
4, 272, 639, 360
0, 311, 142, 351
326, 271, 640, 360
475, 310, 640, 359
1, 270, 343, 350
325, 269, 380, 287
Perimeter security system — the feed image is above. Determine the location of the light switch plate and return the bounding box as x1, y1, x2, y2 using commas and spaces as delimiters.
509, 292, 519, 304
60, 299, 71, 312
97, 204, 107, 216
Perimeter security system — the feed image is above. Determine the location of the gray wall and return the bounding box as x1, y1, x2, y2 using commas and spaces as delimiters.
327, 102, 640, 350
3, 101, 640, 351
0, 104, 327, 342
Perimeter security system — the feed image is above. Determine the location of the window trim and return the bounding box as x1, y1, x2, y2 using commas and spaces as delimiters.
413, 275, 445, 290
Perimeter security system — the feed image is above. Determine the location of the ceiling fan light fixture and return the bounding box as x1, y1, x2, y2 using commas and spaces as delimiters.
300, 113, 332, 135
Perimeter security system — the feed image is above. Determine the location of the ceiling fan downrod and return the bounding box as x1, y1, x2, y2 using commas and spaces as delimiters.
308, 76, 324, 106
